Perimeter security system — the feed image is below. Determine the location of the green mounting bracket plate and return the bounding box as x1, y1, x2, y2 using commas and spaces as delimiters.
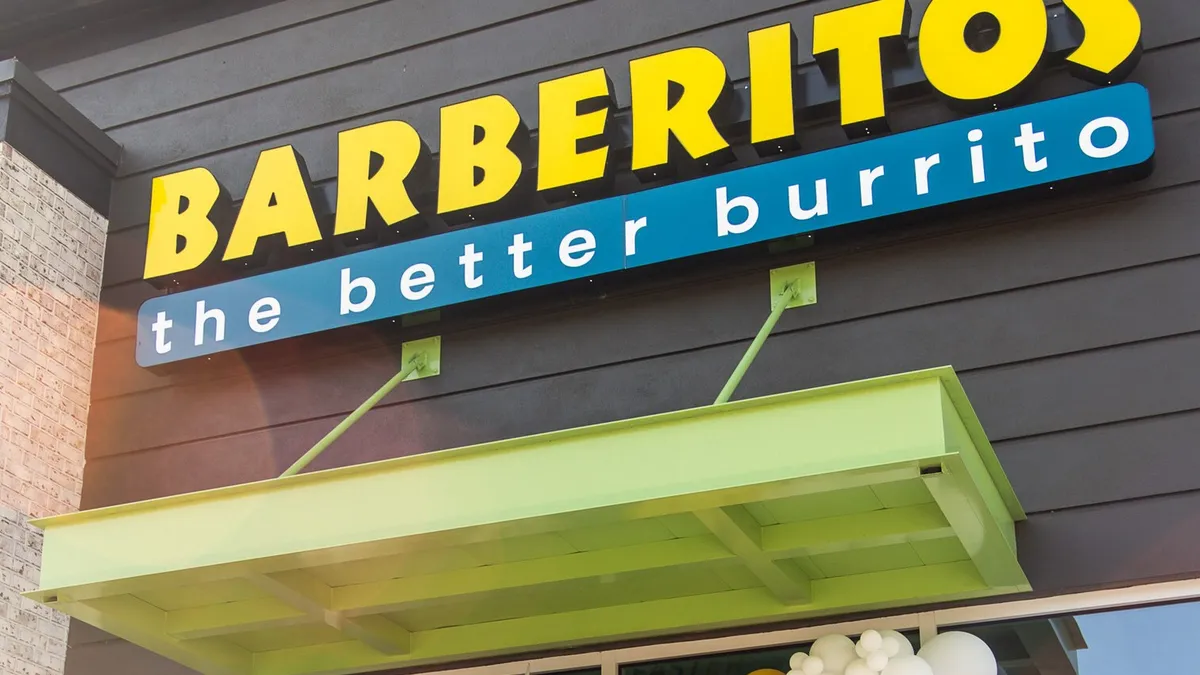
770, 262, 817, 309
401, 336, 441, 381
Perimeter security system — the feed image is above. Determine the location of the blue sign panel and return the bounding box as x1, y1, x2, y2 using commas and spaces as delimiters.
137, 84, 1155, 367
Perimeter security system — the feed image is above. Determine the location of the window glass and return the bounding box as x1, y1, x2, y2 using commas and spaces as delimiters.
962, 600, 1200, 674
1074, 602, 1197, 673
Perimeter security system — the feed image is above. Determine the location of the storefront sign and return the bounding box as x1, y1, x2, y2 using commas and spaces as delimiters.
136, 0, 1148, 366
137, 84, 1153, 366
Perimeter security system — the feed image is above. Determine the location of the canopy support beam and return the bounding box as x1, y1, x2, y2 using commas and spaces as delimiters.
248, 571, 412, 655
695, 506, 812, 604
280, 336, 440, 478
714, 263, 815, 405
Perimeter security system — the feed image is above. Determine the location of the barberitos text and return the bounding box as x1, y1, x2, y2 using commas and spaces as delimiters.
144, 0, 1143, 287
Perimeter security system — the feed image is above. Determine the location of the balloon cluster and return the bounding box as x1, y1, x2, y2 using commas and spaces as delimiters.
786, 631, 996, 675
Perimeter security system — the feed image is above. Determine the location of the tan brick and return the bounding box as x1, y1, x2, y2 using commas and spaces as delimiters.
0, 144, 104, 675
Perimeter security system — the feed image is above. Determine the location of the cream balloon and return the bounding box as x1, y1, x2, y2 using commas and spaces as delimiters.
880, 656, 934, 675
844, 659, 874, 675
800, 656, 825, 675
859, 630, 884, 653
917, 632, 997, 675
810, 635, 857, 675
879, 630, 915, 657
789, 653, 809, 671
866, 651, 889, 673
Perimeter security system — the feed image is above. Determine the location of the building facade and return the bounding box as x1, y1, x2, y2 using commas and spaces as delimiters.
1, 1, 1198, 675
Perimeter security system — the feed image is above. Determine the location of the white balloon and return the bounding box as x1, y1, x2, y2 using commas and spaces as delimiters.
859, 630, 884, 653
810, 635, 857, 675
879, 631, 915, 657
789, 653, 809, 671
787, 670, 803, 675
880, 656, 934, 675
866, 651, 889, 673
845, 659, 874, 675
855, 643, 868, 659
800, 656, 825, 675
917, 632, 997, 675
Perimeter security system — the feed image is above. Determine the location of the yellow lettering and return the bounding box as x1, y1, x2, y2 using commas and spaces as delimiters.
144, 168, 227, 280
223, 146, 322, 262
437, 94, 528, 215
749, 23, 799, 151
537, 68, 615, 197
629, 46, 731, 177
813, 0, 911, 135
919, 0, 1047, 105
334, 120, 428, 237
1063, 0, 1142, 83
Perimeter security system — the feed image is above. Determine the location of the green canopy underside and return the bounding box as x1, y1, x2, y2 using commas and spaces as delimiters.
29, 367, 1027, 675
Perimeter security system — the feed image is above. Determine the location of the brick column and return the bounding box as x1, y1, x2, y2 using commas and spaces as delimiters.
0, 142, 107, 675
0, 60, 117, 675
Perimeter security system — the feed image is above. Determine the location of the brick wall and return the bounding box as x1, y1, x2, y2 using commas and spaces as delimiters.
0, 143, 106, 675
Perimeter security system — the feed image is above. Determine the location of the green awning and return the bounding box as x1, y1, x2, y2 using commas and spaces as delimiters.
28, 367, 1028, 675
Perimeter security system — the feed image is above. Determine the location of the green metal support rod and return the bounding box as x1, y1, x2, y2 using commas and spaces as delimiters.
280, 353, 427, 478
713, 284, 798, 405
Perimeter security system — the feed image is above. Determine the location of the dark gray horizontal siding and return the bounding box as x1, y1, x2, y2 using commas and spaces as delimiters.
84, 63, 1200, 446
99, 0, 845, 183
87, 0, 1184, 234
1001, 411, 1200, 514
64, 634, 194, 675
83, 148, 1200, 521
38, 0, 380, 91
82, 265, 1200, 503
90, 0, 1056, 233
969, 334, 1200, 443
103, 0, 830, 176
84, 192, 1200, 456
92, 77, 1200, 340
67, 622, 112, 648
86, 140, 1200, 401
1017, 489, 1200, 592
77, 0, 1200, 510
58, 0, 581, 129
91, 33, 1200, 291
81, 326, 1200, 512
57, 0, 1058, 125
11, 0, 288, 72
